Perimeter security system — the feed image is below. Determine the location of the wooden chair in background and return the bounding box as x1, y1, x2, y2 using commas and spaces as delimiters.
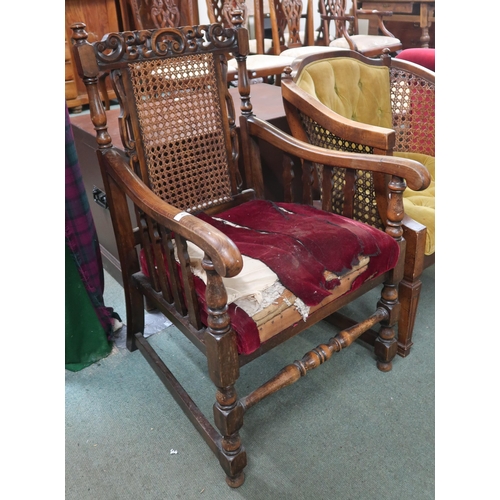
281, 50, 435, 357
119, 0, 200, 30
70, 16, 430, 487
267, 0, 340, 58
206, 0, 275, 54
316, 0, 402, 56
206, 0, 294, 82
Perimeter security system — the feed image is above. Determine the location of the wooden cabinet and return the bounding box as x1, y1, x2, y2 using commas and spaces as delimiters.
65, 0, 122, 111
357, 1, 435, 49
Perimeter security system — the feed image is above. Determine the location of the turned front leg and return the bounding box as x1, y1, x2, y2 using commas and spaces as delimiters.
375, 175, 405, 371
202, 256, 247, 488
374, 283, 399, 372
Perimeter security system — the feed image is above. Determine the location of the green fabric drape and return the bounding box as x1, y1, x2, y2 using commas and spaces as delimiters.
65, 243, 112, 372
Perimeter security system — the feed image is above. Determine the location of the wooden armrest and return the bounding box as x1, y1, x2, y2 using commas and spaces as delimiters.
320, 15, 355, 22
402, 214, 427, 234
281, 81, 395, 152
356, 9, 394, 17
244, 115, 430, 192
356, 9, 396, 38
98, 148, 243, 278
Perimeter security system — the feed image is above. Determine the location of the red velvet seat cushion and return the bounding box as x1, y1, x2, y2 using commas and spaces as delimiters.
141, 200, 400, 355
199, 200, 399, 304
395, 48, 435, 72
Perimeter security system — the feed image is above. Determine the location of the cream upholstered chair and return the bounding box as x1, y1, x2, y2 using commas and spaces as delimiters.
268, 0, 342, 58
206, 0, 294, 82
281, 50, 434, 357
317, 0, 402, 57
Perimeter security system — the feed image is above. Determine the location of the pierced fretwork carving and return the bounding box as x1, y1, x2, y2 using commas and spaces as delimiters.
207, 0, 249, 29
271, 0, 304, 49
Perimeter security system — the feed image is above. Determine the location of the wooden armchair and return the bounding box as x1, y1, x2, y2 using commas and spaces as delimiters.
206, 0, 294, 82
268, 0, 340, 58
316, 0, 402, 57
70, 16, 430, 487
281, 50, 435, 357
206, 0, 274, 54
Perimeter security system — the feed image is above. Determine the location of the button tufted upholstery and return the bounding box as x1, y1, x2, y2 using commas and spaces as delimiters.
295, 57, 435, 256
295, 58, 393, 128
394, 152, 435, 255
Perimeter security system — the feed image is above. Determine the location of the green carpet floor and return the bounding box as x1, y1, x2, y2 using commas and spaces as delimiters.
65, 266, 435, 499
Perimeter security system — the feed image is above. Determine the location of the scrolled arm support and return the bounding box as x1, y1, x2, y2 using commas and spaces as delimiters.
245, 116, 431, 192
385, 175, 406, 241
356, 9, 397, 38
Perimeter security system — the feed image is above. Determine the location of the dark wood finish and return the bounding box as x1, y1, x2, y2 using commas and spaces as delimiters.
119, 0, 199, 30
316, 0, 403, 56
268, 0, 315, 53
204, 0, 269, 52
70, 18, 429, 487
357, 0, 435, 49
281, 49, 435, 357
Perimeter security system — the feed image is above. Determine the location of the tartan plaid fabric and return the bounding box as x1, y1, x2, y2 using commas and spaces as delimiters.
65, 104, 115, 338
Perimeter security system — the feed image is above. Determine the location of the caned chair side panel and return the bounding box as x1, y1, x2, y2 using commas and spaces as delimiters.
389, 66, 435, 157
297, 111, 385, 230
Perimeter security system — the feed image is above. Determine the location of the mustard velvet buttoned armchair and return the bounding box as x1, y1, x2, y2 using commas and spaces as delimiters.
281, 50, 435, 357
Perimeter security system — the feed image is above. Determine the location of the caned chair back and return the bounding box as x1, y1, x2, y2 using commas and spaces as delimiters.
71, 21, 248, 213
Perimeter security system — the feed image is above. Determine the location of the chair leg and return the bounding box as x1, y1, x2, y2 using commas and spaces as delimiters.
203, 260, 247, 487
124, 279, 145, 352
397, 276, 422, 357
212, 385, 247, 488
374, 283, 399, 372
398, 222, 427, 357
144, 296, 157, 312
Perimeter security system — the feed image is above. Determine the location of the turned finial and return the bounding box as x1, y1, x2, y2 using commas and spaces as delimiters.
380, 48, 391, 66
231, 9, 244, 28
70, 22, 88, 43
283, 66, 293, 80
